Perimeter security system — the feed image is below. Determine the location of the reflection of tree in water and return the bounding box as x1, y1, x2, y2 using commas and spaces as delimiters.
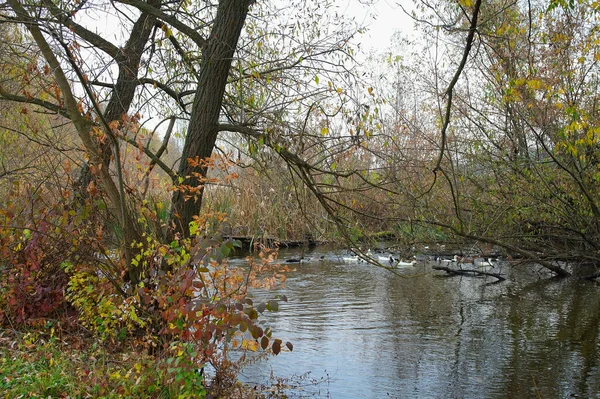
382, 268, 462, 396
245, 254, 600, 398
381, 266, 600, 398
497, 278, 600, 398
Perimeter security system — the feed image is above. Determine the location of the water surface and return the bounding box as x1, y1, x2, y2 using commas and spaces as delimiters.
238, 248, 600, 398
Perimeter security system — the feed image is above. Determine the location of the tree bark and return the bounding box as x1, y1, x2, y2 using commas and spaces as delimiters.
170, 0, 254, 238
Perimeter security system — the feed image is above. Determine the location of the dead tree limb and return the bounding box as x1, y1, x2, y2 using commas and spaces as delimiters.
433, 265, 506, 281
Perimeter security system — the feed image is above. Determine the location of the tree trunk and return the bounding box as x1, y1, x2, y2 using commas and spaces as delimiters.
170, 0, 254, 238
77, 6, 158, 194
74, 8, 158, 283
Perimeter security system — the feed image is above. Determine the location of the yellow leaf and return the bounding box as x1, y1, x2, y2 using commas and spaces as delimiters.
526, 79, 542, 90
242, 339, 259, 351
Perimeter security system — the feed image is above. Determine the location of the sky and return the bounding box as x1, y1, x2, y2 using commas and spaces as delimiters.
339, 0, 416, 52
71, 0, 420, 134
82, 0, 415, 50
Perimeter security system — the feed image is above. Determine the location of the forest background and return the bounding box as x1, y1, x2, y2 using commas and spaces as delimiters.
1, 0, 600, 396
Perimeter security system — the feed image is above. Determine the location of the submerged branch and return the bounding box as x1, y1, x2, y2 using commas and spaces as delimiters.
433, 265, 506, 281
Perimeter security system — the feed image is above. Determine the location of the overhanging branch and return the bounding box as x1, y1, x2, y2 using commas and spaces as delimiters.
433, 0, 483, 174
0, 85, 70, 119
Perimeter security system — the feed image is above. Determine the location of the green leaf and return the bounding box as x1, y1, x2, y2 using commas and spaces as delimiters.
245, 307, 258, 320
267, 300, 279, 312
189, 221, 199, 236
250, 325, 263, 339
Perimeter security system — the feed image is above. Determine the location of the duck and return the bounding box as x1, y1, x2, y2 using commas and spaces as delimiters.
284, 256, 311, 263
436, 255, 459, 264
395, 259, 417, 267
389, 255, 417, 267
474, 258, 496, 269
377, 255, 393, 263
456, 255, 475, 266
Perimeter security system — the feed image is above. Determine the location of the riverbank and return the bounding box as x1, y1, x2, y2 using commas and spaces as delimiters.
0, 327, 280, 398
0, 327, 199, 398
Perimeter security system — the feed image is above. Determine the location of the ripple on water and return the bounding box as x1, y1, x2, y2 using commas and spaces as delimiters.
238, 250, 600, 398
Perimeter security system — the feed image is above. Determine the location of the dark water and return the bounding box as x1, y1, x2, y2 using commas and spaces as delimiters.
236, 248, 600, 398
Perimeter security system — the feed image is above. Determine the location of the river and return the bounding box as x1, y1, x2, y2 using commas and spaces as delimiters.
234, 247, 600, 398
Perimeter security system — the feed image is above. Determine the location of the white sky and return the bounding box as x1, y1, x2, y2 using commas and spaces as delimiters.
338, 0, 416, 53
77, 0, 417, 63
72, 0, 419, 134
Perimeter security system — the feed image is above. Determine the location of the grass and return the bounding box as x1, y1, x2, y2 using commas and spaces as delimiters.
0, 329, 204, 399
0, 327, 299, 399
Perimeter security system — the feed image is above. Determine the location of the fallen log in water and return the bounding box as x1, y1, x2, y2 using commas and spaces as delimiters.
432, 265, 506, 281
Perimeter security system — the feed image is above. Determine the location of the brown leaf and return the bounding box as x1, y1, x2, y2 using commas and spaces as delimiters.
261, 336, 269, 350
272, 340, 281, 355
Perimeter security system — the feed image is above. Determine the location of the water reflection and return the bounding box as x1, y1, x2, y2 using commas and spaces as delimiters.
238, 248, 600, 398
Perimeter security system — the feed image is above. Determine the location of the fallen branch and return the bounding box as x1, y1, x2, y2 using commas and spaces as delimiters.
432, 265, 506, 281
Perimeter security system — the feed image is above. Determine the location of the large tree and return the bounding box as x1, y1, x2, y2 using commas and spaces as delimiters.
0, 0, 358, 282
